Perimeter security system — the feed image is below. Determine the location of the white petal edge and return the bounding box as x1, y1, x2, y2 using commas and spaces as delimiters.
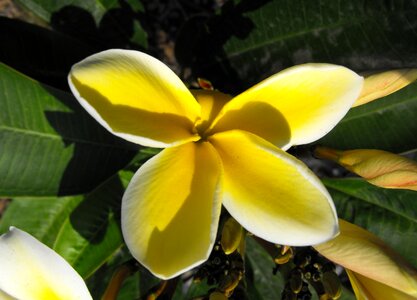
0, 227, 92, 300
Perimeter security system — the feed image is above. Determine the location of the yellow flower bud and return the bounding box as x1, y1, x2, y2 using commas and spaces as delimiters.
321, 271, 342, 299
315, 147, 417, 191
353, 69, 417, 107
209, 291, 228, 300
221, 217, 244, 255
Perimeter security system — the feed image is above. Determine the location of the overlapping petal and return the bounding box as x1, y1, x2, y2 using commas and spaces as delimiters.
121, 141, 223, 279
315, 220, 417, 298
207, 64, 363, 149
0, 227, 92, 300
208, 130, 338, 246
347, 270, 417, 300
68, 49, 201, 148
191, 90, 232, 134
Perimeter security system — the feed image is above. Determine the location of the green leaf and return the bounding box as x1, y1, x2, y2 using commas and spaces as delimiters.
52, 171, 132, 278
339, 286, 356, 300
177, 0, 417, 93
245, 236, 284, 300
317, 81, 417, 153
0, 171, 133, 279
0, 63, 136, 197
323, 178, 417, 269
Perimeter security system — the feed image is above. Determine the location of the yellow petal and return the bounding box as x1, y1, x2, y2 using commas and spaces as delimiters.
354, 69, 417, 107
347, 270, 417, 300
0, 227, 92, 300
121, 141, 222, 279
69, 49, 201, 148
207, 64, 363, 149
208, 130, 338, 246
315, 147, 417, 191
315, 220, 417, 297
191, 90, 232, 134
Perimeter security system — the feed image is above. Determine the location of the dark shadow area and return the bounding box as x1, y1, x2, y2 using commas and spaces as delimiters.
177, 0, 417, 95
0, 16, 97, 90
0, 0, 147, 90
50, 1, 145, 51
69, 173, 125, 243
175, 0, 273, 94
43, 84, 137, 196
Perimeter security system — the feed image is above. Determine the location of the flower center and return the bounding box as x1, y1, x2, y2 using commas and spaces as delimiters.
194, 118, 210, 141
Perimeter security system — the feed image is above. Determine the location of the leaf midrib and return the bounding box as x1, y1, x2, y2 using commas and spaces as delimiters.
325, 179, 417, 224
340, 95, 417, 123
0, 125, 129, 149
225, 7, 403, 59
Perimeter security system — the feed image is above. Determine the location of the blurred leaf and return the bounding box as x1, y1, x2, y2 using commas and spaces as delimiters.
86, 246, 159, 300
324, 178, 417, 269
0, 16, 97, 89
0, 63, 136, 197
317, 81, 417, 153
0, 171, 133, 279
339, 286, 356, 300
177, 0, 417, 93
245, 236, 284, 300
183, 279, 214, 299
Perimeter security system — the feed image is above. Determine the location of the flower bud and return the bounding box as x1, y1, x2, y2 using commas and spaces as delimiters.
315, 147, 417, 191
321, 271, 342, 299
354, 69, 417, 107
221, 217, 244, 255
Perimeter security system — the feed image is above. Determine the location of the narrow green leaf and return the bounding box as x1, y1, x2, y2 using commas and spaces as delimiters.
317, 81, 417, 153
323, 178, 417, 268
0, 63, 135, 197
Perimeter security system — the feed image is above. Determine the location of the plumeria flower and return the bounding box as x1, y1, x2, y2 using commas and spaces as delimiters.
315, 219, 417, 299
68, 49, 363, 279
0, 227, 92, 300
